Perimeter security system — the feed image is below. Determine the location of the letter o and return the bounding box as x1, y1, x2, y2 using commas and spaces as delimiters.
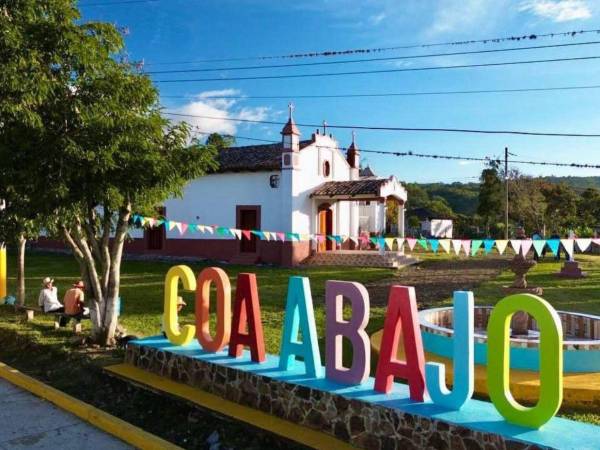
487, 294, 563, 428
196, 267, 231, 352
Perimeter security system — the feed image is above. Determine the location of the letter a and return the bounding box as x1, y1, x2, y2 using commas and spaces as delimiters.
229, 273, 266, 363
426, 291, 474, 409
279, 276, 323, 378
325, 280, 370, 384
374, 286, 426, 401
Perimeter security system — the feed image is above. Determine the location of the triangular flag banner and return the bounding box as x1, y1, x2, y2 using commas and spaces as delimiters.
251, 230, 264, 240
532, 240, 546, 257
483, 239, 495, 255
561, 239, 574, 259
471, 240, 483, 256
264, 232, 272, 241
197, 224, 205, 233
417, 239, 428, 250
406, 238, 417, 251
132, 214, 141, 225
187, 224, 196, 233
547, 239, 560, 255
370, 237, 378, 245
349, 236, 358, 246
231, 229, 242, 240
429, 239, 439, 253
576, 238, 592, 252
155, 219, 165, 227
301, 234, 311, 241
510, 240, 521, 255
521, 240, 533, 256
461, 240, 471, 256
594, 238, 600, 247
438, 239, 451, 254
286, 233, 300, 241
277, 232, 286, 242
396, 238, 405, 248
179, 223, 188, 235
140, 217, 148, 227
495, 240, 508, 255
242, 230, 252, 240
205, 226, 214, 234
451, 240, 462, 256
385, 238, 395, 250
327, 235, 337, 242
146, 218, 156, 228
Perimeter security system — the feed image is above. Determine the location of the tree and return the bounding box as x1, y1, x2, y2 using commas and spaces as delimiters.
507, 170, 547, 234
427, 196, 455, 219
541, 182, 578, 233
477, 167, 503, 235
206, 133, 235, 149
577, 188, 600, 229
0, 1, 217, 344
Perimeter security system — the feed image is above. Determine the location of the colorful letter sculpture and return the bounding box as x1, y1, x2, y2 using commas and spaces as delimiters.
0, 245, 6, 300
195, 267, 231, 352
229, 273, 266, 362
279, 276, 323, 378
163, 265, 196, 346
487, 294, 563, 428
325, 281, 370, 384
374, 286, 427, 401
426, 291, 474, 409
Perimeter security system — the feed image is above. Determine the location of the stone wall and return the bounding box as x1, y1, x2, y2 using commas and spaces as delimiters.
125, 343, 545, 450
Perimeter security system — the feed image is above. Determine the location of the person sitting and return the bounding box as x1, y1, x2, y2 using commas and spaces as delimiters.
38, 277, 64, 313
63, 280, 89, 319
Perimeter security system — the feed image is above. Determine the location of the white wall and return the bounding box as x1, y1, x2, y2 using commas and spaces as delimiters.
157, 172, 283, 240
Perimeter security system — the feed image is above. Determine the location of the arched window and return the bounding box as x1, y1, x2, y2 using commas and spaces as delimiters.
323, 160, 331, 177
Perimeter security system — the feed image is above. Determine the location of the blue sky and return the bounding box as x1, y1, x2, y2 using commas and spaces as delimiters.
80, 0, 600, 183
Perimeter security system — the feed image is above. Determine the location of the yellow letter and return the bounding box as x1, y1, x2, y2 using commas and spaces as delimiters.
164, 265, 196, 346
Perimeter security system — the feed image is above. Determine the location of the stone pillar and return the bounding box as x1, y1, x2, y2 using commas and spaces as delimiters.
379, 201, 386, 255
397, 203, 405, 255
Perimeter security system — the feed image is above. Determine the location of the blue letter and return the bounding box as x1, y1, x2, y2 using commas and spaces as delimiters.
279, 276, 323, 378
425, 291, 474, 409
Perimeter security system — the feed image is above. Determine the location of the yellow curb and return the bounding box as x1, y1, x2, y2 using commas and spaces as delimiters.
0, 362, 181, 450
106, 363, 356, 450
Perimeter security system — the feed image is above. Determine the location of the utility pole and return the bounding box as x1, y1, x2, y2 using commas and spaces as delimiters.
504, 147, 509, 240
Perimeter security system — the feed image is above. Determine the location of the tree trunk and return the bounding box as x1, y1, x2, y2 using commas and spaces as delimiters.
16, 234, 26, 306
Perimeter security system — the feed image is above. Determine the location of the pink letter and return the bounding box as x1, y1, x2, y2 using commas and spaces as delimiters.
325, 281, 370, 385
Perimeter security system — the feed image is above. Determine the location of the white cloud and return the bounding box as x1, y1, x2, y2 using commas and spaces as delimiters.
172, 89, 269, 136
369, 12, 387, 25
426, 0, 506, 37
519, 0, 592, 22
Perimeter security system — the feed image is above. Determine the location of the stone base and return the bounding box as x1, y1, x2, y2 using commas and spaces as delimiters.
555, 261, 587, 279
502, 286, 543, 295
122, 337, 600, 450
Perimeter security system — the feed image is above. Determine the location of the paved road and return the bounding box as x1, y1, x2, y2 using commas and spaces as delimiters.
0, 378, 132, 449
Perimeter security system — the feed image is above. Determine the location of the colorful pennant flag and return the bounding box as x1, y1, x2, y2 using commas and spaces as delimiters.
547, 239, 560, 255
439, 239, 451, 254
461, 240, 471, 256
521, 239, 533, 256
417, 239, 428, 250
532, 240, 546, 257
483, 239, 495, 255
510, 240, 521, 255
576, 238, 592, 252
429, 239, 440, 253
471, 240, 483, 256
495, 240, 508, 255
385, 238, 395, 250
452, 239, 462, 256
561, 239, 574, 259
406, 238, 417, 251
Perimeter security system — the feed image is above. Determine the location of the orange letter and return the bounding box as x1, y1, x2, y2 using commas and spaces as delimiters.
195, 267, 231, 352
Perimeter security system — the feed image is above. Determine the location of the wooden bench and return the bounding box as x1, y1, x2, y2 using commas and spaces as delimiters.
14, 305, 42, 321
53, 313, 89, 334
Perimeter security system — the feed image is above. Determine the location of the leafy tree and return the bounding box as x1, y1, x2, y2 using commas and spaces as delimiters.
507, 170, 547, 235
578, 188, 600, 229
0, 1, 217, 344
541, 182, 578, 233
427, 196, 455, 218
205, 133, 235, 149
477, 167, 503, 235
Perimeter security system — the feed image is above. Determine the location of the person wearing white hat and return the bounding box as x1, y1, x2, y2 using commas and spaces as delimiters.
38, 277, 64, 313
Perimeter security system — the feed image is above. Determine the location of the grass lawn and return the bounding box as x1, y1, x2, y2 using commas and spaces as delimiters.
3, 249, 600, 428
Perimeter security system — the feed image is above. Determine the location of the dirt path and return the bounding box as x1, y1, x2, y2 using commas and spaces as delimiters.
365, 257, 510, 308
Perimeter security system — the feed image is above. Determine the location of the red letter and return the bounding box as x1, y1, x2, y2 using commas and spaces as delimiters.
374, 286, 426, 401
228, 273, 266, 363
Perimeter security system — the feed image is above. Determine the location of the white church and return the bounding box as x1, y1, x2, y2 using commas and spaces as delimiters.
126, 108, 408, 266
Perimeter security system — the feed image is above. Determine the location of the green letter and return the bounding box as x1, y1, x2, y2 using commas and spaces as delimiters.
487, 294, 563, 428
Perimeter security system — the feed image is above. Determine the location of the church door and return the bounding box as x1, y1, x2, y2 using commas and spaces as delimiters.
318, 204, 333, 252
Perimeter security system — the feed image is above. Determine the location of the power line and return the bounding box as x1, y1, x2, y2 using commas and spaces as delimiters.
166, 112, 600, 138
152, 55, 600, 83
189, 129, 600, 169
161, 83, 600, 100
142, 28, 600, 65
144, 40, 600, 74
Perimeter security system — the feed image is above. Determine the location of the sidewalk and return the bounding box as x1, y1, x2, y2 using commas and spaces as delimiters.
0, 378, 132, 449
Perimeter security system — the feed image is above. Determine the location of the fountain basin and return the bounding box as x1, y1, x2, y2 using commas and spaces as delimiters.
420, 306, 600, 373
